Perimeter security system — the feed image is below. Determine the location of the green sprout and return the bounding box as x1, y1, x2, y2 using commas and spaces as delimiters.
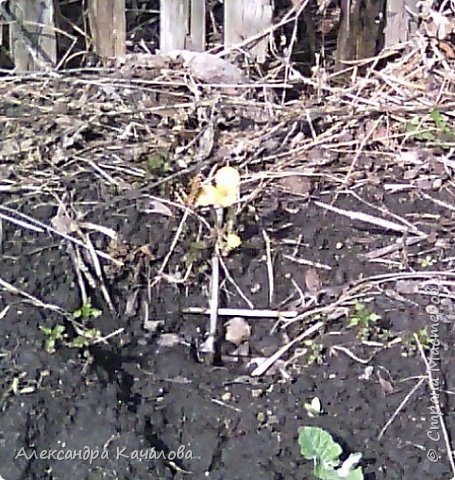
72, 300, 102, 348
299, 426, 364, 480
39, 323, 101, 353
347, 303, 380, 340
303, 339, 324, 365
402, 327, 432, 355
40, 300, 102, 354
71, 327, 101, 349
418, 255, 436, 268
406, 110, 455, 146
183, 240, 209, 267
145, 150, 171, 174
72, 299, 102, 320
430, 110, 454, 140
39, 324, 66, 354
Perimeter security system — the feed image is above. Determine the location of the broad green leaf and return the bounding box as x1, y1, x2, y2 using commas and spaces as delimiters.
298, 427, 342, 468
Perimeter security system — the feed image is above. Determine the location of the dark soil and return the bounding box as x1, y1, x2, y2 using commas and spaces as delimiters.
1, 70, 455, 480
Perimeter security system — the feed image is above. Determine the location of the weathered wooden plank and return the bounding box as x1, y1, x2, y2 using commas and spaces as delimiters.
87, 0, 126, 59
190, 0, 206, 51
8, 0, 56, 71
335, 0, 385, 70
224, 0, 272, 62
384, 0, 419, 47
160, 0, 189, 52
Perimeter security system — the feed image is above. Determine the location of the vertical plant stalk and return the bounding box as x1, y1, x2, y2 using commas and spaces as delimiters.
199, 207, 223, 361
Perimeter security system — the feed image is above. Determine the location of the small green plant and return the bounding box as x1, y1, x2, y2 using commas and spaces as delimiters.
72, 299, 102, 320
299, 426, 364, 480
145, 150, 171, 174
72, 300, 102, 349
406, 110, 455, 146
40, 300, 102, 354
303, 339, 324, 365
40, 323, 101, 353
39, 324, 66, 354
415, 326, 431, 347
418, 255, 436, 268
183, 240, 209, 267
430, 110, 454, 140
402, 327, 432, 354
347, 303, 380, 340
70, 327, 101, 348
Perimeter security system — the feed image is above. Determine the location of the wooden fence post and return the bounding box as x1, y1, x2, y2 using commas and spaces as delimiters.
87, 0, 126, 59
190, 0, 206, 51
8, 0, 56, 71
224, 0, 272, 62
335, 0, 385, 70
384, 0, 419, 47
160, 0, 189, 52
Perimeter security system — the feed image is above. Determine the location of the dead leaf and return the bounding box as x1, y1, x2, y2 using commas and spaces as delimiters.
403, 167, 422, 180
398, 150, 423, 165
224, 317, 251, 346
143, 319, 164, 333
377, 370, 395, 395
156, 333, 183, 348
395, 280, 420, 294
414, 177, 437, 190
138, 198, 173, 217
305, 268, 322, 293
196, 124, 215, 161
359, 366, 374, 380
277, 175, 312, 197
51, 213, 78, 234
231, 342, 250, 357
116, 53, 171, 71
422, 10, 455, 40
439, 40, 455, 59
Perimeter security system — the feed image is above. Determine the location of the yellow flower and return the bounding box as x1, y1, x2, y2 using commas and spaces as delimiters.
194, 184, 218, 207
226, 233, 242, 251
195, 166, 240, 208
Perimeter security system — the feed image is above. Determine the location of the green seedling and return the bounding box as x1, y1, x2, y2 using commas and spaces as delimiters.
40, 323, 101, 353
347, 303, 380, 340
418, 255, 436, 268
430, 110, 454, 140
256, 411, 267, 425
72, 299, 102, 320
406, 117, 436, 142
183, 240, 210, 267
299, 426, 364, 480
406, 110, 455, 146
41, 299, 102, 354
403, 327, 432, 354
71, 327, 101, 349
303, 339, 324, 365
39, 324, 66, 354
146, 150, 171, 174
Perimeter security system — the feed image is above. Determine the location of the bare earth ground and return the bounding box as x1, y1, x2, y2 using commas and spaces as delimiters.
1, 43, 455, 480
